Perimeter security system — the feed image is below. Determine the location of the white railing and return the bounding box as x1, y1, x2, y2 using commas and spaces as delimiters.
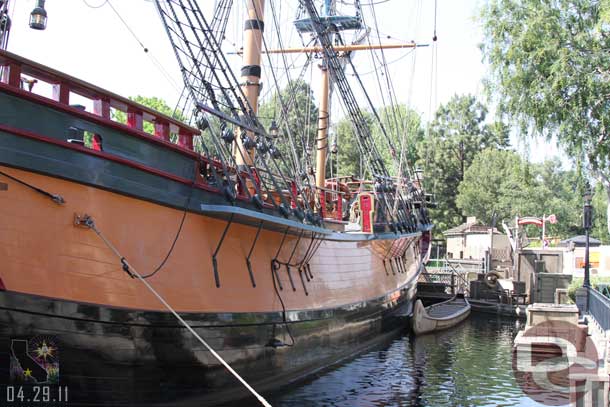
421, 258, 485, 295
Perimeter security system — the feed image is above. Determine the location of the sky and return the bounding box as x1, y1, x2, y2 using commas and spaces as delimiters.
3, 0, 561, 163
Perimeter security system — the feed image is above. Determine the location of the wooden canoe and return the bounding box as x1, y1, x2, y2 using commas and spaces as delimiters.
412, 294, 471, 335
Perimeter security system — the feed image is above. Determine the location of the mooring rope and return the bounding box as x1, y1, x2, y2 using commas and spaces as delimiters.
77, 214, 272, 407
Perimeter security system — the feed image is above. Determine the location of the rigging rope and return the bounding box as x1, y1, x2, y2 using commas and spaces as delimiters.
84, 0, 182, 92
78, 215, 272, 407
139, 182, 194, 279
0, 170, 65, 205
155, 0, 312, 218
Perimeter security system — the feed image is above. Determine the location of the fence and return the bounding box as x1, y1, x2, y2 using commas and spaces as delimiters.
420, 258, 485, 295
589, 287, 610, 331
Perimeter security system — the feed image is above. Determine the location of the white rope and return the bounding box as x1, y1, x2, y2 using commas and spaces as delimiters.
80, 215, 272, 407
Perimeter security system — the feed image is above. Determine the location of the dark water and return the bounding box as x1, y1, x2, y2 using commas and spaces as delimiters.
267, 314, 560, 407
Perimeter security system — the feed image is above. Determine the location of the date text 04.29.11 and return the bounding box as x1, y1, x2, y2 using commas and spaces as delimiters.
5, 385, 69, 405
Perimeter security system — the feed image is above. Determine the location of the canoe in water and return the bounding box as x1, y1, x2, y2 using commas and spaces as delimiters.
412, 295, 471, 335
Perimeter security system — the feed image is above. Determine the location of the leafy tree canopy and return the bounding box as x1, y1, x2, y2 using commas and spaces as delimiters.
481, 0, 610, 236
417, 94, 509, 235
332, 105, 423, 179
112, 95, 183, 135
457, 150, 586, 239
258, 79, 319, 174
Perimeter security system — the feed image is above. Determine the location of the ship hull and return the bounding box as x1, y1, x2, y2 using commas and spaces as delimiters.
0, 64, 429, 404
0, 283, 416, 406
0, 166, 424, 406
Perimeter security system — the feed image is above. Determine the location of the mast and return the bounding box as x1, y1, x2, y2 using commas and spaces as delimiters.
235, 0, 265, 167
314, 0, 334, 191
315, 63, 330, 190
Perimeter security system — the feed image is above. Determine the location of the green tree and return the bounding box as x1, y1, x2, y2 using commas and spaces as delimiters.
372, 105, 424, 177
331, 105, 423, 179
481, 0, 610, 235
112, 95, 183, 134
456, 149, 534, 225
592, 182, 609, 243
418, 95, 509, 234
535, 159, 583, 238
258, 79, 319, 174
333, 113, 370, 178
457, 150, 583, 240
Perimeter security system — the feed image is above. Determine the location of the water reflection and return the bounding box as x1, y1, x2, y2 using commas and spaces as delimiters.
269, 314, 563, 407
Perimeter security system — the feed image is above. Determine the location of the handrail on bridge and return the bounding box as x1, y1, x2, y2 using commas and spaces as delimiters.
588, 286, 610, 331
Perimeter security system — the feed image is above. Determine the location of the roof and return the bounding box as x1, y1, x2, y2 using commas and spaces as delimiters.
559, 235, 602, 247
443, 221, 496, 236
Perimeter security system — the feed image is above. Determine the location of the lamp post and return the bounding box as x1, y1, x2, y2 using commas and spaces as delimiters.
583, 183, 593, 311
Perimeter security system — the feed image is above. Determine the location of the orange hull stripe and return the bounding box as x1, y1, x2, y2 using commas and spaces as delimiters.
0, 166, 419, 313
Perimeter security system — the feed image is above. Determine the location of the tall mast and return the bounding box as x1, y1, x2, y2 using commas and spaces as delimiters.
236, 0, 265, 167
315, 64, 330, 189
314, 0, 334, 190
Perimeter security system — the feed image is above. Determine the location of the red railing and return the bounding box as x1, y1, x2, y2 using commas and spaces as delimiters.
0, 49, 269, 203
0, 49, 199, 150
0, 50, 312, 213
316, 185, 347, 221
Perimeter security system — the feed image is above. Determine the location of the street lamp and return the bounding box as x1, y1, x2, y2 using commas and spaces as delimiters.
583, 183, 593, 292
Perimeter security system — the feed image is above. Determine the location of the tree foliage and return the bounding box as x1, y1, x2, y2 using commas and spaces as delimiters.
417, 95, 509, 234
592, 182, 609, 242
372, 105, 424, 177
333, 111, 372, 178
112, 96, 183, 134
258, 79, 319, 174
457, 150, 584, 239
481, 0, 610, 236
332, 105, 423, 179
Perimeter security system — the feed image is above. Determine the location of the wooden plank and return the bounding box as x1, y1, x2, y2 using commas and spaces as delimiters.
93, 98, 111, 119
52, 82, 70, 105
127, 110, 144, 131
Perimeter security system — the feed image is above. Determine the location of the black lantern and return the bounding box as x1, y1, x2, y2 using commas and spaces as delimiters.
29, 0, 47, 30
583, 183, 593, 291
269, 120, 279, 139
330, 141, 338, 154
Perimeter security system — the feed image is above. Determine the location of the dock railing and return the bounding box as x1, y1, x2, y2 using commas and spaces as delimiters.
421, 258, 485, 295
588, 286, 610, 332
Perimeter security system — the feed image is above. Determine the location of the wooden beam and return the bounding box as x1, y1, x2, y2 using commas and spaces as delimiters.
234, 42, 425, 55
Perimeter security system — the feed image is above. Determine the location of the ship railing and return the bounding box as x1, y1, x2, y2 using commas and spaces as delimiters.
0, 49, 199, 150
0, 49, 284, 209
422, 258, 484, 295
315, 185, 347, 222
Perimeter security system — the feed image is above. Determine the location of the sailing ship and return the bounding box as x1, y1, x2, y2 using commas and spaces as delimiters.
0, 0, 432, 405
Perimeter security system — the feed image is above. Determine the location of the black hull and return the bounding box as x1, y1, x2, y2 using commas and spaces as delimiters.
0, 281, 416, 406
